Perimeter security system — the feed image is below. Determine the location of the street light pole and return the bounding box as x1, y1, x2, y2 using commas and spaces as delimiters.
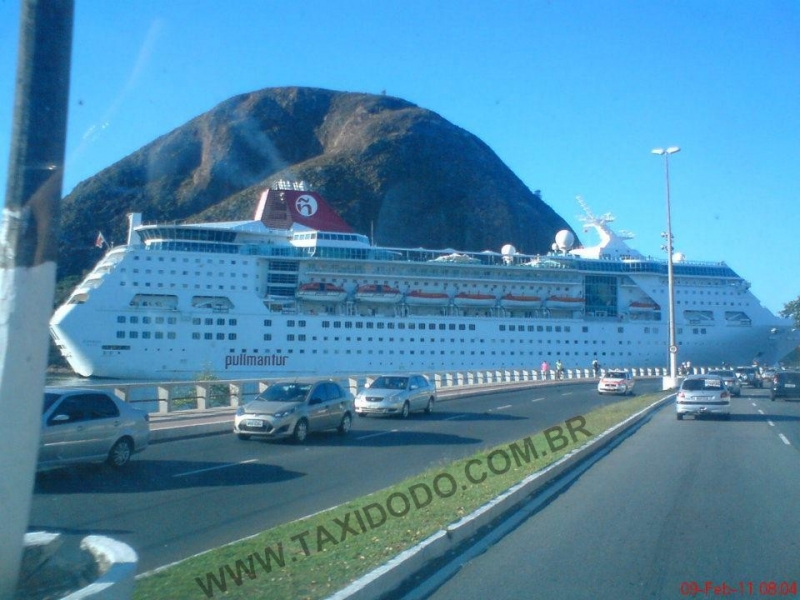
652, 146, 680, 387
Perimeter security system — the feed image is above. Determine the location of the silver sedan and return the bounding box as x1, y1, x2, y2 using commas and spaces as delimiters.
39, 387, 150, 471
355, 374, 436, 418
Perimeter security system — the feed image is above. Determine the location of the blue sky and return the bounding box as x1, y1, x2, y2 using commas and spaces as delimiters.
1, 0, 798, 314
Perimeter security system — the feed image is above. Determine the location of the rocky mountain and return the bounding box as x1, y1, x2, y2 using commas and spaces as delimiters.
58, 86, 576, 286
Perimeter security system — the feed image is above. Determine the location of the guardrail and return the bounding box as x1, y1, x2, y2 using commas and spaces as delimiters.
61, 366, 675, 415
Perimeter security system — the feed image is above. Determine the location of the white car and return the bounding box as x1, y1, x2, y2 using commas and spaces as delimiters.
676, 374, 731, 420
597, 370, 636, 395
355, 374, 436, 418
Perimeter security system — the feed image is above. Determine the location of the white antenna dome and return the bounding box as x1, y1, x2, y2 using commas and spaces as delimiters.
555, 230, 575, 251
501, 244, 516, 264
673, 251, 685, 263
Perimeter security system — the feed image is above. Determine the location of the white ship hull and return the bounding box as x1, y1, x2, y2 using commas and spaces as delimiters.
50, 186, 799, 380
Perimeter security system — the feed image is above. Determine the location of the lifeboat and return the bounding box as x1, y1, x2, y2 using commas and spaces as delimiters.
629, 300, 660, 312
296, 282, 348, 302
545, 295, 585, 309
453, 293, 497, 307
500, 294, 542, 308
355, 284, 402, 303
405, 290, 450, 305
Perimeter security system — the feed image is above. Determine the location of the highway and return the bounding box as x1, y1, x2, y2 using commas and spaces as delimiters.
415, 387, 800, 600
29, 380, 661, 574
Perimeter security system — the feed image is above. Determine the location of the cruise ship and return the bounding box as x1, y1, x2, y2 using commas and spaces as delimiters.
50, 182, 798, 380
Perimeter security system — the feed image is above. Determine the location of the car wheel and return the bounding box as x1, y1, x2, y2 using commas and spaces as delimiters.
107, 438, 133, 469
676, 413, 683, 420
237, 433, 251, 440
292, 419, 309, 443
400, 402, 410, 419
424, 397, 434, 414
338, 413, 352, 434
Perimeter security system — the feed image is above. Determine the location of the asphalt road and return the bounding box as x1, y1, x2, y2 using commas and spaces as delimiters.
29, 380, 661, 573
418, 387, 800, 600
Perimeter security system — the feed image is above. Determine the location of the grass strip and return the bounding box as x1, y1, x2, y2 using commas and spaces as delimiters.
134, 392, 664, 600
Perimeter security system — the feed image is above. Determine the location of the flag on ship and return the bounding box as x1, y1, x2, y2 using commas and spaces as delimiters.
95, 231, 107, 248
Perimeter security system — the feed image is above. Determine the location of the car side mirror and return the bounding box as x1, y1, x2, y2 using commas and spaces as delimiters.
50, 414, 70, 423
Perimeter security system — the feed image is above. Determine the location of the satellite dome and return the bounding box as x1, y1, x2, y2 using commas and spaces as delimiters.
501, 244, 517, 257
673, 252, 685, 263
555, 230, 575, 251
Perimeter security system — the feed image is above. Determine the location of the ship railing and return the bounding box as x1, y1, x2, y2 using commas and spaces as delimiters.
72, 365, 689, 415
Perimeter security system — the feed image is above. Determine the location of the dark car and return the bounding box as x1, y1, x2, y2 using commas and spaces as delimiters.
770, 371, 800, 401
734, 366, 762, 388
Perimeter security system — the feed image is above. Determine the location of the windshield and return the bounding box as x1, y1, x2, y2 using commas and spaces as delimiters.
606, 372, 626, 379
256, 383, 312, 403
370, 376, 409, 390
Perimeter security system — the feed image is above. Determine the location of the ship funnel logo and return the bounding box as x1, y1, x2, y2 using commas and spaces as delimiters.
295, 194, 318, 217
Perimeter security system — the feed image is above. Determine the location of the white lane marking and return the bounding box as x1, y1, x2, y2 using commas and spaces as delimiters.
356, 429, 398, 440
752, 403, 757, 407
758, 409, 765, 415
173, 458, 258, 478
445, 414, 467, 421
779, 434, 791, 446
531, 397, 545, 402
767, 420, 775, 427
495, 404, 513, 411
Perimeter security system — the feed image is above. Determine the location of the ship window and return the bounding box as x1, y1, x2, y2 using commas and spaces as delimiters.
129, 331, 138, 338
204, 333, 212, 340
116, 331, 125, 338
155, 332, 163, 339
193, 318, 201, 325
205, 318, 213, 325
143, 317, 151, 324
264, 319, 272, 327
142, 332, 151, 339
192, 333, 200, 340
263, 334, 272, 341
117, 316, 126, 323
130, 316, 139, 324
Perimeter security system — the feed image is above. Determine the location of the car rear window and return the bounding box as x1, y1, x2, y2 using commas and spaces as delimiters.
682, 378, 723, 391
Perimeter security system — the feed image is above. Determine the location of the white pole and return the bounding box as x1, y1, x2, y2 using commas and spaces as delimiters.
0, 1, 73, 597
